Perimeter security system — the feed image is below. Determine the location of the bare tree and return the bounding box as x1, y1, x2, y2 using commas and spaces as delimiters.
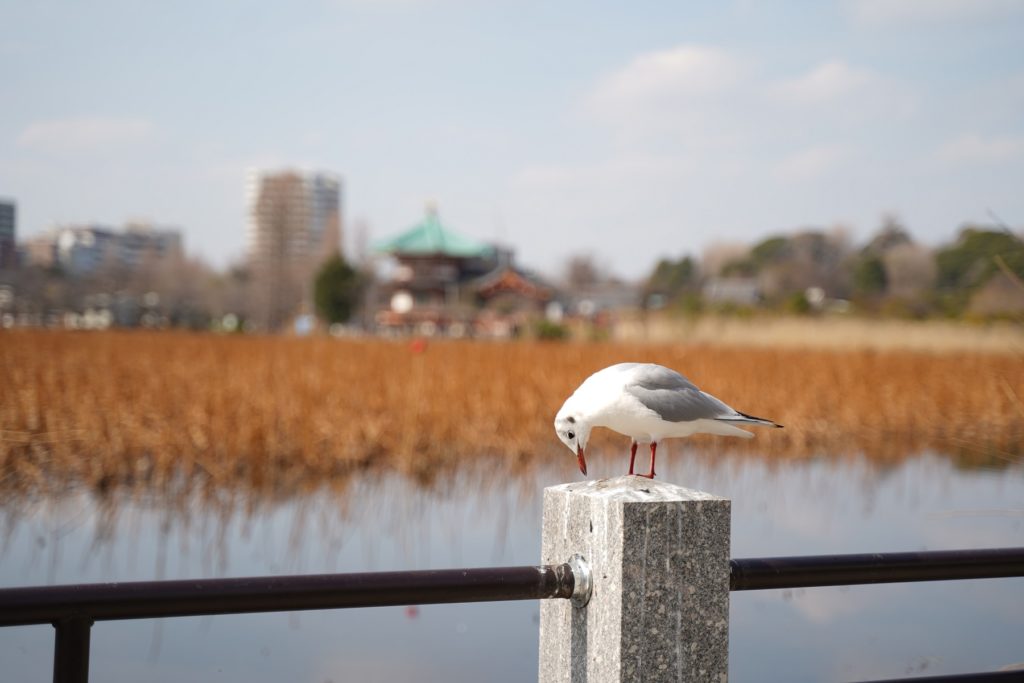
883, 243, 936, 300
756, 230, 853, 300
564, 253, 604, 290
701, 242, 750, 278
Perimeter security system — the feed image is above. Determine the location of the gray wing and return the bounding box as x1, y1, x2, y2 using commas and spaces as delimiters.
622, 364, 736, 423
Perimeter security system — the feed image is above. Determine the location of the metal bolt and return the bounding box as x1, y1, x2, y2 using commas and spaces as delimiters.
568, 554, 592, 608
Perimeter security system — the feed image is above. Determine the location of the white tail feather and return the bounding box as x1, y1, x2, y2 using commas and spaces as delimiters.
696, 419, 756, 438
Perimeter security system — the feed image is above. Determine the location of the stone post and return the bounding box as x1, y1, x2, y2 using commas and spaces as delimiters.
538, 476, 731, 683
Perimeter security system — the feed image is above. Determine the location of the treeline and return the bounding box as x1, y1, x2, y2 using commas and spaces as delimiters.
0, 253, 254, 330
3, 219, 1022, 331
644, 219, 1024, 320
0, 251, 367, 332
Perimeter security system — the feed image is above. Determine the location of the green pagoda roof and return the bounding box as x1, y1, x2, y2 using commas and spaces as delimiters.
375, 208, 494, 258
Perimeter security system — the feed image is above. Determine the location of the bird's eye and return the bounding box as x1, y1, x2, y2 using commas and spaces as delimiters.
567, 431, 575, 440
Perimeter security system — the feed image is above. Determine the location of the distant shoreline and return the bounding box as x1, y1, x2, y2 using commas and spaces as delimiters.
613, 313, 1024, 353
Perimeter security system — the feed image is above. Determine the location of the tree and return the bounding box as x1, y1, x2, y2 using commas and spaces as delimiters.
847, 216, 921, 312
564, 253, 603, 290
936, 227, 1024, 291
721, 230, 851, 304
719, 236, 784, 277
851, 255, 887, 298
750, 235, 790, 265
864, 214, 912, 254
702, 242, 751, 277
883, 243, 936, 300
313, 254, 362, 324
934, 226, 1024, 315
646, 256, 697, 296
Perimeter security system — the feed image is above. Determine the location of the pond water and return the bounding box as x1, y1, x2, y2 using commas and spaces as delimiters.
1, 449, 1022, 682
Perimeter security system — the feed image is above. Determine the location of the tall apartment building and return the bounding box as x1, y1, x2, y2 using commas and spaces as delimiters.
0, 199, 15, 269
245, 169, 342, 329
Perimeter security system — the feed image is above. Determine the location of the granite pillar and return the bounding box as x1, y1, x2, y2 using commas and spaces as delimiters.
539, 476, 730, 682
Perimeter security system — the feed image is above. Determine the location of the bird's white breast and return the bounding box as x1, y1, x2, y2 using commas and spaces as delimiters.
600, 398, 706, 440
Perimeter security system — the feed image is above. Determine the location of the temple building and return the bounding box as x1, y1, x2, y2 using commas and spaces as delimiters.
373, 206, 552, 336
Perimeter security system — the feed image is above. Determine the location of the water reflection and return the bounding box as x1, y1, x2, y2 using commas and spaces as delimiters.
1, 450, 1022, 682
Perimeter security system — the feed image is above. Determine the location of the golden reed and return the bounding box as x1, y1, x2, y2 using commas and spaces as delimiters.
1, 330, 1022, 494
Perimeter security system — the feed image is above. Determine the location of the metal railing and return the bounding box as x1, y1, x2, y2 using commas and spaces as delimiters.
0, 564, 577, 626
857, 672, 1024, 683
729, 546, 1024, 590
0, 563, 579, 683
2, 547, 1023, 683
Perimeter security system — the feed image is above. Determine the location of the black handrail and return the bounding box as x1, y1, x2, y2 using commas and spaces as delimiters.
0, 564, 575, 627
2, 547, 1023, 683
730, 547, 1024, 591
855, 670, 1024, 683
2, 564, 577, 683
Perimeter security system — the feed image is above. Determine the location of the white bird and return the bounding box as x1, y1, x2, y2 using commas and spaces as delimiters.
554, 363, 781, 479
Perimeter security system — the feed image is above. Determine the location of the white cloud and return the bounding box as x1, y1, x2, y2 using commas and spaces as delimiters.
768, 60, 915, 123
591, 45, 744, 107
587, 45, 747, 141
771, 61, 877, 105
936, 133, 1024, 165
847, 0, 1024, 25
16, 117, 155, 153
586, 48, 911, 152
773, 144, 853, 183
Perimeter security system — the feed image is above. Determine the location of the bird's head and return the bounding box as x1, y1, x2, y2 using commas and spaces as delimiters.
554, 405, 591, 476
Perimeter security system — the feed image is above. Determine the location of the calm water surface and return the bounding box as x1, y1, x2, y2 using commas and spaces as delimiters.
2, 450, 1022, 682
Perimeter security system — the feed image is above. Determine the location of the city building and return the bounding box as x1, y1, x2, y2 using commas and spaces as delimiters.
0, 199, 15, 269
702, 277, 762, 306
56, 225, 119, 274
21, 223, 183, 275
118, 222, 183, 270
246, 169, 341, 264
246, 169, 342, 330
23, 234, 56, 268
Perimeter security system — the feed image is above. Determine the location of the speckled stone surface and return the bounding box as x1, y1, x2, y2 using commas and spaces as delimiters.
538, 476, 730, 683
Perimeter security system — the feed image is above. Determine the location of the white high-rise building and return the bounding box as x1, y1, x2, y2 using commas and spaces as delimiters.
246, 169, 341, 265
245, 169, 343, 329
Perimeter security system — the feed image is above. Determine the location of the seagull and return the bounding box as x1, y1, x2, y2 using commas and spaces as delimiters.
554, 362, 782, 479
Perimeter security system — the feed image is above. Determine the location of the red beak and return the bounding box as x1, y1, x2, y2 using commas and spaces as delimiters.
577, 444, 588, 476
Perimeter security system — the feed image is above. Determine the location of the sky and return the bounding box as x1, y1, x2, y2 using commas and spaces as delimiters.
2, 0, 1023, 280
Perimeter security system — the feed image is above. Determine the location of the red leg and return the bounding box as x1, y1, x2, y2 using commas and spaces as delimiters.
628, 441, 638, 475
639, 442, 658, 479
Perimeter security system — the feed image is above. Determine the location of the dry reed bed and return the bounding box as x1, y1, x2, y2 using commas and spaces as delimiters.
1, 330, 1022, 494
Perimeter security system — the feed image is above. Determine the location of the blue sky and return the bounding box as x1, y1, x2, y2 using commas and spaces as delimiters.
2, 0, 1023, 279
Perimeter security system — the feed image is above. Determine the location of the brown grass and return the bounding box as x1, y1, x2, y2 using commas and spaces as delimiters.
1, 330, 1022, 496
